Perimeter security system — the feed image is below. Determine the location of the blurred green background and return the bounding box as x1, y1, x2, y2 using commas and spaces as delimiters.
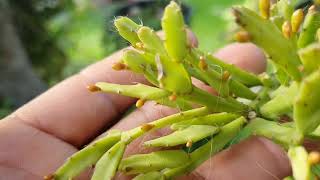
0, 0, 248, 118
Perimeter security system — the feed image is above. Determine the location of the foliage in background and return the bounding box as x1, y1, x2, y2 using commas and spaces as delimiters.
36, 0, 178, 79
9, 0, 71, 84
182, 0, 246, 51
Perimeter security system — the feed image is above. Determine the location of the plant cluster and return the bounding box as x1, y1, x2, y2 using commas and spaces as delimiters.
48, 0, 320, 179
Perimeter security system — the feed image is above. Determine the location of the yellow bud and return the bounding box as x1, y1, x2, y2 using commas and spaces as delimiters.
222, 71, 231, 81
87, 85, 101, 92
112, 62, 127, 71
291, 9, 304, 33
199, 59, 208, 71
259, 0, 270, 19
136, 99, 145, 108
234, 30, 250, 42
308, 5, 316, 13
282, 21, 292, 39
298, 65, 304, 72
186, 140, 193, 148
135, 42, 144, 49
169, 93, 177, 101
308, 151, 320, 165
43, 174, 54, 180
141, 123, 155, 132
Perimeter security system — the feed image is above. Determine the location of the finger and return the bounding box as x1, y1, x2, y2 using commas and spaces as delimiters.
0, 117, 91, 180
13, 50, 145, 148
107, 43, 267, 179
12, 30, 197, 147
215, 43, 266, 74
194, 137, 290, 180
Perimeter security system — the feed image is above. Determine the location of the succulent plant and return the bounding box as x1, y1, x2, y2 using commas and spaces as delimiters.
47, 0, 320, 179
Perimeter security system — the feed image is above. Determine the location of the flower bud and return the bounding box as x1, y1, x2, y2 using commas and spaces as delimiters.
259, 0, 270, 19
43, 174, 54, 180
199, 59, 208, 71
186, 140, 193, 148
308, 151, 320, 165
141, 123, 155, 132
282, 21, 292, 39
87, 85, 101, 92
112, 62, 127, 71
291, 9, 304, 33
169, 93, 177, 101
234, 30, 250, 42
136, 99, 145, 108
222, 71, 231, 81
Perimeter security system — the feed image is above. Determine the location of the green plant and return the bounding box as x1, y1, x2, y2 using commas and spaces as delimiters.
47, 0, 320, 179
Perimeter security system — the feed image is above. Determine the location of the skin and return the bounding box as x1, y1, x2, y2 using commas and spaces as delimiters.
0, 33, 291, 179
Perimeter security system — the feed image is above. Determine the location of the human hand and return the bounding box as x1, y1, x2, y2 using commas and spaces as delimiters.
0, 36, 291, 179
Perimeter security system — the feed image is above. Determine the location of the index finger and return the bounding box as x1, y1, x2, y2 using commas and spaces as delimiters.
14, 50, 146, 147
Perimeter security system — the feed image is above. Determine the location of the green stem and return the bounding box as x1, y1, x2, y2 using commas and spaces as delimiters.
260, 82, 298, 119
144, 125, 220, 147
246, 118, 303, 148
205, 52, 262, 86
122, 107, 210, 143
96, 83, 170, 100
163, 117, 247, 179
194, 67, 230, 98
133, 172, 164, 180
54, 132, 121, 180
119, 150, 190, 174
249, 87, 270, 112
91, 141, 126, 180
183, 86, 248, 113
229, 79, 257, 100
187, 52, 257, 100
298, 43, 320, 74
171, 112, 240, 130
294, 69, 320, 135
